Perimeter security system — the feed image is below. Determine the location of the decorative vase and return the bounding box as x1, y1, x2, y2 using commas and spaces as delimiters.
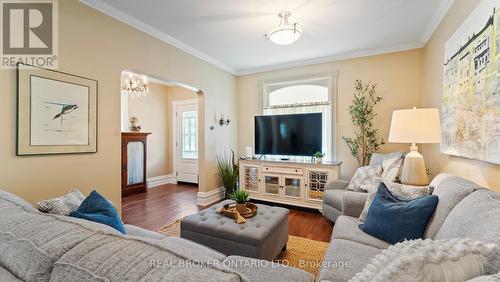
129, 117, 141, 131
315, 157, 323, 163
236, 203, 247, 213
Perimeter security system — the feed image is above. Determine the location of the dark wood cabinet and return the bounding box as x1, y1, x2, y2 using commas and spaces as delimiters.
121, 132, 151, 196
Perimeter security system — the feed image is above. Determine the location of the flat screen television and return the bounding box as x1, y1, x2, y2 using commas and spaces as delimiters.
255, 113, 322, 156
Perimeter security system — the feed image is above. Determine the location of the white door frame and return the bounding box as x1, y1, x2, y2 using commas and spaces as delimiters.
172, 99, 199, 183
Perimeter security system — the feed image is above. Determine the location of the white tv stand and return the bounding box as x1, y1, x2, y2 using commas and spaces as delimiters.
239, 159, 342, 210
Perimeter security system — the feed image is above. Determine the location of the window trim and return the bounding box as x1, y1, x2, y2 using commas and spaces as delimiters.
260, 73, 338, 160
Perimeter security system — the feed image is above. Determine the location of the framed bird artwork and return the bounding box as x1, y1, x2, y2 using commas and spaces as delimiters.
17, 63, 97, 155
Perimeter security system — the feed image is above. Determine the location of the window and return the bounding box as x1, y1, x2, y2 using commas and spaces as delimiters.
181, 111, 198, 159
263, 77, 333, 160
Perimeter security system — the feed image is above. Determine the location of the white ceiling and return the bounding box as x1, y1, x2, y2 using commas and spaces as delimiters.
81, 0, 454, 75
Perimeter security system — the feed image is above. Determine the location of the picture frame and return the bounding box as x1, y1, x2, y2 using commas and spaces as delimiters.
17, 63, 98, 155
440, 0, 499, 164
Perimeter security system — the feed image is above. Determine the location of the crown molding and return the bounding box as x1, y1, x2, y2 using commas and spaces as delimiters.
79, 0, 238, 75
419, 0, 455, 44
236, 42, 424, 76
80, 0, 447, 77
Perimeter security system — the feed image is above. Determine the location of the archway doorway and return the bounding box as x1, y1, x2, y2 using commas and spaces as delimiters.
119, 70, 206, 231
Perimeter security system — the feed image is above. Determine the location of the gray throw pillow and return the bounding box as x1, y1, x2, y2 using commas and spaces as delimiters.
37, 189, 86, 215
381, 155, 404, 181
346, 165, 382, 192
359, 181, 434, 221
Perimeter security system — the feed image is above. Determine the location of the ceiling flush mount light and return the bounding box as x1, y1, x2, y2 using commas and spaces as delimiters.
265, 11, 302, 45
121, 73, 149, 98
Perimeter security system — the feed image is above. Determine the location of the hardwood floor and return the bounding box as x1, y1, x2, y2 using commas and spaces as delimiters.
122, 183, 333, 242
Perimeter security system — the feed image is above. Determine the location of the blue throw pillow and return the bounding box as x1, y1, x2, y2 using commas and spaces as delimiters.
359, 182, 438, 244
70, 191, 126, 234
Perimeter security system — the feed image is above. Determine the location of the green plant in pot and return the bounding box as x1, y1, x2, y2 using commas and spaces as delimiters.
342, 80, 385, 167
216, 150, 239, 199
313, 151, 325, 163
230, 189, 250, 213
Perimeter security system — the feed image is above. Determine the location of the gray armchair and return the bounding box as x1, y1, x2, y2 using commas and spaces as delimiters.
322, 180, 368, 222
322, 152, 405, 222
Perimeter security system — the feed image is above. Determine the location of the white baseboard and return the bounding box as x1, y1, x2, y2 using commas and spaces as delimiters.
197, 187, 225, 206
147, 174, 177, 188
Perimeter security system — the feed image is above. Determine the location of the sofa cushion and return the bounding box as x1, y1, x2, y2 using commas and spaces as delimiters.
0, 193, 97, 281
333, 216, 390, 249
51, 233, 240, 281
224, 255, 313, 282
342, 191, 369, 218
0, 266, 21, 282
435, 189, 500, 274
359, 181, 434, 221
37, 189, 86, 215
0, 189, 129, 281
70, 190, 126, 234
369, 152, 404, 166
359, 183, 438, 245
317, 239, 382, 282
346, 165, 382, 192
379, 152, 404, 181
352, 238, 496, 282
323, 189, 344, 211
424, 175, 480, 239
467, 272, 500, 282
0, 190, 36, 211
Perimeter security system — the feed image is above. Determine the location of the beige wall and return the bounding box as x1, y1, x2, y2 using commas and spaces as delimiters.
0, 0, 237, 209
236, 49, 423, 179
421, 0, 499, 191
166, 86, 199, 174
127, 82, 170, 178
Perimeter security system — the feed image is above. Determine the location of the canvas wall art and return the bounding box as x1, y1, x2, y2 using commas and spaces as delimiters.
441, 0, 499, 164
17, 63, 97, 155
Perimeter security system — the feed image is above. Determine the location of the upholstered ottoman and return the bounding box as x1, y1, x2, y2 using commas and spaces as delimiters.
181, 200, 289, 261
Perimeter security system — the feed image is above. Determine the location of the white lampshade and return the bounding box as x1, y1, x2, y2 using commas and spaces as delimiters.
388, 108, 442, 144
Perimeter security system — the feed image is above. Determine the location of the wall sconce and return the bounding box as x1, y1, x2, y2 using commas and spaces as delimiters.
218, 114, 231, 126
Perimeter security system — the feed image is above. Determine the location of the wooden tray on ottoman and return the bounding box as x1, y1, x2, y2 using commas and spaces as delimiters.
221, 202, 258, 219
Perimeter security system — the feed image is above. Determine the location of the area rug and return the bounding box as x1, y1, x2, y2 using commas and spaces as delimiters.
159, 220, 329, 277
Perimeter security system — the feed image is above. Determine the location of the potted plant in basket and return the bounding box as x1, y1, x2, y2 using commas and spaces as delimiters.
313, 151, 325, 163
230, 189, 250, 213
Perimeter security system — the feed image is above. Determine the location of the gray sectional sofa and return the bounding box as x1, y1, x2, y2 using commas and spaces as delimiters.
1, 173, 498, 281
317, 173, 500, 281
0, 189, 313, 282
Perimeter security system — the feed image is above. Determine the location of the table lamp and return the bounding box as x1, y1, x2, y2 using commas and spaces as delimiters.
388, 108, 442, 186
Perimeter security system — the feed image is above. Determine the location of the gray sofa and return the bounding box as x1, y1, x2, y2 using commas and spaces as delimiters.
322, 152, 404, 222
0, 189, 313, 282
1, 173, 498, 282
317, 173, 500, 281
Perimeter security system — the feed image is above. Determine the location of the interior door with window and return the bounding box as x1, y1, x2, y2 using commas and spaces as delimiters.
173, 100, 198, 184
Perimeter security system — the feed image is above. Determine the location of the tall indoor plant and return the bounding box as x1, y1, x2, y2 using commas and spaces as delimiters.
216, 150, 239, 199
342, 80, 385, 167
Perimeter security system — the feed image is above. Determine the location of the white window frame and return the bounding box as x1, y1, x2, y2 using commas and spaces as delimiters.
260, 73, 338, 160
180, 110, 198, 159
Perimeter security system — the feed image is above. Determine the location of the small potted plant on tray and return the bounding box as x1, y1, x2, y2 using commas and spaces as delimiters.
313, 151, 325, 163
230, 189, 250, 213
